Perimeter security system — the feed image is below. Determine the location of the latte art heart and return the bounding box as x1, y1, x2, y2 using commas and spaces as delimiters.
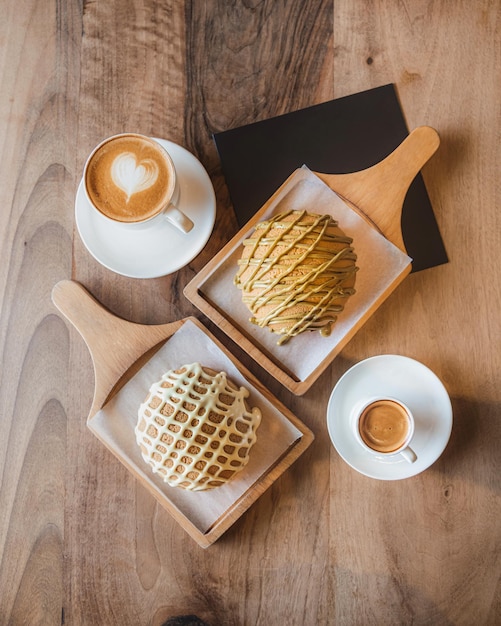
85, 134, 175, 223
111, 152, 159, 202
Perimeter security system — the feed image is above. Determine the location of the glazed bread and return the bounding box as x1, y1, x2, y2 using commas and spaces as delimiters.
234, 210, 358, 344
135, 363, 261, 491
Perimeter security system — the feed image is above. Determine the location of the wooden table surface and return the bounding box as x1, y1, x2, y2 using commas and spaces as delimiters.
1, 1, 500, 624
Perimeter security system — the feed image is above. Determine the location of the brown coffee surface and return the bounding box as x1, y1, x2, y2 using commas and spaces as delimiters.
358, 399, 410, 453
85, 134, 175, 222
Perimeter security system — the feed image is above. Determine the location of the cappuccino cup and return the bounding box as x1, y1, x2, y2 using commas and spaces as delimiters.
352, 397, 417, 463
83, 133, 193, 233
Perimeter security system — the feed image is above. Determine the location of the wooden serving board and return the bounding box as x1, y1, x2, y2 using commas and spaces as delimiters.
184, 126, 440, 395
315, 125, 440, 253
51, 280, 314, 547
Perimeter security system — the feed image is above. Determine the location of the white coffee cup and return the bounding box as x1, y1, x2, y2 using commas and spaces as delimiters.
351, 397, 417, 463
83, 133, 193, 233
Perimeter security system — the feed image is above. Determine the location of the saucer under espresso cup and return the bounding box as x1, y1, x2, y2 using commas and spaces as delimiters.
327, 355, 453, 480
75, 138, 216, 278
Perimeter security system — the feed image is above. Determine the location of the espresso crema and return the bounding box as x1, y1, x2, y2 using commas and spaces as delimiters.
85, 134, 175, 223
358, 399, 410, 453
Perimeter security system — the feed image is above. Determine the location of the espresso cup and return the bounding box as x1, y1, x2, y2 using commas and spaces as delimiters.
352, 397, 417, 463
83, 133, 193, 233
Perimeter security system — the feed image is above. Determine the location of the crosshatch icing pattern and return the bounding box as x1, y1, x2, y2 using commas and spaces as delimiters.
135, 362, 262, 491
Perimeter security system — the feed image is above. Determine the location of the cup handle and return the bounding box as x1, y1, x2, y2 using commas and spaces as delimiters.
164, 204, 194, 233
400, 445, 417, 464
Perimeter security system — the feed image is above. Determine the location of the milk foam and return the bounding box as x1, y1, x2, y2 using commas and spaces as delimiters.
85, 134, 174, 223
111, 152, 159, 202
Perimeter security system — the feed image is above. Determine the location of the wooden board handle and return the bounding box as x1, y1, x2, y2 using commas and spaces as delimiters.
316, 126, 440, 252
52, 280, 182, 417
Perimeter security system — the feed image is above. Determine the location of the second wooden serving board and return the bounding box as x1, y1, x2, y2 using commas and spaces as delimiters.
184, 126, 440, 395
52, 280, 314, 547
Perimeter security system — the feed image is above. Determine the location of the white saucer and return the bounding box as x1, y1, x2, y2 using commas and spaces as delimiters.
75, 138, 216, 278
327, 355, 453, 480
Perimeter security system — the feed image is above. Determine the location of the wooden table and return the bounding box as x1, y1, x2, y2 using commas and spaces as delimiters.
1, 2, 500, 624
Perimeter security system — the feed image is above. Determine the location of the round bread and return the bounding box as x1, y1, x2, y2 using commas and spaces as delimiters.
234, 210, 358, 344
135, 363, 261, 491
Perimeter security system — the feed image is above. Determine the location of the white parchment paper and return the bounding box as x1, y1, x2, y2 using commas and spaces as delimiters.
200, 167, 411, 381
89, 320, 302, 533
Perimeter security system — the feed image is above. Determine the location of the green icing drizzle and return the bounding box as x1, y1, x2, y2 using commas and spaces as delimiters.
234, 210, 358, 345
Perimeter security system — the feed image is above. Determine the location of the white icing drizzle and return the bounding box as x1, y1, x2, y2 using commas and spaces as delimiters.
111, 152, 158, 201
135, 363, 261, 491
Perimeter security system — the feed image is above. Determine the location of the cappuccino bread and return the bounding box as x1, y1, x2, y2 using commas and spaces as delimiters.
85, 134, 175, 223
135, 363, 261, 491
234, 210, 358, 345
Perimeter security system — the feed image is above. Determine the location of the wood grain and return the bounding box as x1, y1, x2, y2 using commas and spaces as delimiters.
51, 280, 184, 417
0, 0, 500, 624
